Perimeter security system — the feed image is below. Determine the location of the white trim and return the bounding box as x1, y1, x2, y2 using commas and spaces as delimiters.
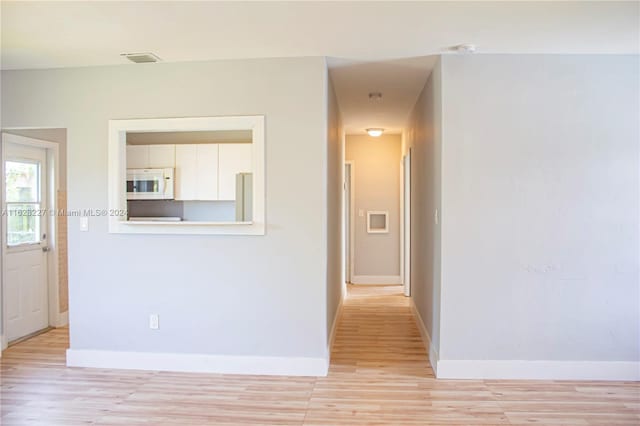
55, 311, 68, 328
366, 210, 389, 234
436, 360, 640, 381
399, 156, 404, 287
410, 297, 639, 381
66, 349, 328, 377
108, 115, 265, 235
402, 149, 411, 297
410, 298, 439, 375
345, 161, 355, 283
0, 334, 7, 353
351, 275, 402, 285
46, 145, 61, 328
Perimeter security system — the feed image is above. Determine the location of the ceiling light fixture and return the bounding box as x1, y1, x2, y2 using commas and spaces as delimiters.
366, 128, 384, 137
121, 52, 162, 63
368, 92, 383, 101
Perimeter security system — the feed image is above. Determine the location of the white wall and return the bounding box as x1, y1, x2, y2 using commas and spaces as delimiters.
345, 134, 401, 282
437, 55, 640, 379
405, 58, 442, 369
325, 72, 343, 347
1, 57, 331, 374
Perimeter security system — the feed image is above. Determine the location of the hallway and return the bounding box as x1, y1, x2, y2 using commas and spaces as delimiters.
1, 285, 638, 425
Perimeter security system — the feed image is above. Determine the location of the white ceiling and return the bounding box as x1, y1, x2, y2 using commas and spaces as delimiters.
330, 56, 439, 134
2, 1, 638, 134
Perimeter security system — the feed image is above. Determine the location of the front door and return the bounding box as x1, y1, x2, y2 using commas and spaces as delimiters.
2, 138, 49, 342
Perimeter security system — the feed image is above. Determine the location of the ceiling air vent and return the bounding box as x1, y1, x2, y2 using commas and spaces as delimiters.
121, 52, 161, 64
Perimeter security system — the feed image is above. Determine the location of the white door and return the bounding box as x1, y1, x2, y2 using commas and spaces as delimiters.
403, 150, 411, 297
2, 140, 49, 342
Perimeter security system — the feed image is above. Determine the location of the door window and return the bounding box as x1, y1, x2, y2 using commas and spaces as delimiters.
4, 160, 42, 246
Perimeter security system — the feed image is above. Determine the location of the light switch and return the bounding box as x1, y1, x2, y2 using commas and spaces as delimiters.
359, 209, 364, 217
149, 314, 159, 330
434, 209, 439, 225
80, 217, 89, 231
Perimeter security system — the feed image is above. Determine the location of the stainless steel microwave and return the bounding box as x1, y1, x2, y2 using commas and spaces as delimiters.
126, 168, 174, 200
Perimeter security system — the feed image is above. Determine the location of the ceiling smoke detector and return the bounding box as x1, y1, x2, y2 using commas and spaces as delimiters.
121, 52, 162, 63
455, 44, 477, 54
368, 92, 383, 101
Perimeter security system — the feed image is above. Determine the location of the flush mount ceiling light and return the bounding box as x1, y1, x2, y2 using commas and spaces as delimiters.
366, 128, 384, 137
121, 52, 162, 63
368, 92, 383, 101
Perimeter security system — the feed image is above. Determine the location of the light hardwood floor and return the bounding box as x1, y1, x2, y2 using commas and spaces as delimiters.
1, 285, 638, 425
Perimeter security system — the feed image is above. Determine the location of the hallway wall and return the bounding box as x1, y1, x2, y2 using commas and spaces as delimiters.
326, 72, 344, 347
345, 134, 401, 283
405, 59, 442, 369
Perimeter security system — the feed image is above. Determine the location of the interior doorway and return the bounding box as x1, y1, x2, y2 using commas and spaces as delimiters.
1, 132, 65, 348
344, 161, 354, 284
402, 149, 411, 296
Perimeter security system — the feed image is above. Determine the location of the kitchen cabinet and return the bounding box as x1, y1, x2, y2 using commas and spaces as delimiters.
196, 144, 219, 200
175, 144, 219, 200
126, 145, 148, 169
149, 145, 176, 168
126, 144, 175, 168
218, 143, 252, 200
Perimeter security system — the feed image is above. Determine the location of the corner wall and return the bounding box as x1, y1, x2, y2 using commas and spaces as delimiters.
437, 54, 640, 380
325, 70, 344, 352
1, 57, 330, 375
405, 58, 442, 370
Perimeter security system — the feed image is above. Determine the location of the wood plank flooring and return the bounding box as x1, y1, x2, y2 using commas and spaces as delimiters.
1, 285, 638, 425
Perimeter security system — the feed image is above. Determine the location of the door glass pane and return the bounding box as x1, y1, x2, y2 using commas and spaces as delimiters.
6, 203, 41, 246
5, 161, 39, 202
5, 160, 42, 246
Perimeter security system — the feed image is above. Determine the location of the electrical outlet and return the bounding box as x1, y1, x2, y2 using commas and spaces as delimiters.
149, 314, 159, 330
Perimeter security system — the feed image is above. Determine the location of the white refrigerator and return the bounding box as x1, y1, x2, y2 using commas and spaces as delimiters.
235, 173, 253, 222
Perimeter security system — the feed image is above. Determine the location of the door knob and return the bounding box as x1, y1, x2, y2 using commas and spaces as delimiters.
42, 247, 50, 253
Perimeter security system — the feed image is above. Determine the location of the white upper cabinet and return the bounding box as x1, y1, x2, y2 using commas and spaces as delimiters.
175, 145, 197, 200
126, 145, 149, 169
175, 144, 219, 200
126, 144, 175, 169
196, 144, 219, 200
129, 143, 249, 201
148, 145, 175, 168
218, 143, 252, 200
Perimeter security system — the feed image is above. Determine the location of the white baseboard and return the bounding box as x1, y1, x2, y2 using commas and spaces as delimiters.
409, 298, 439, 375
55, 311, 68, 328
351, 275, 402, 285
66, 349, 328, 377
436, 360, 640, 381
